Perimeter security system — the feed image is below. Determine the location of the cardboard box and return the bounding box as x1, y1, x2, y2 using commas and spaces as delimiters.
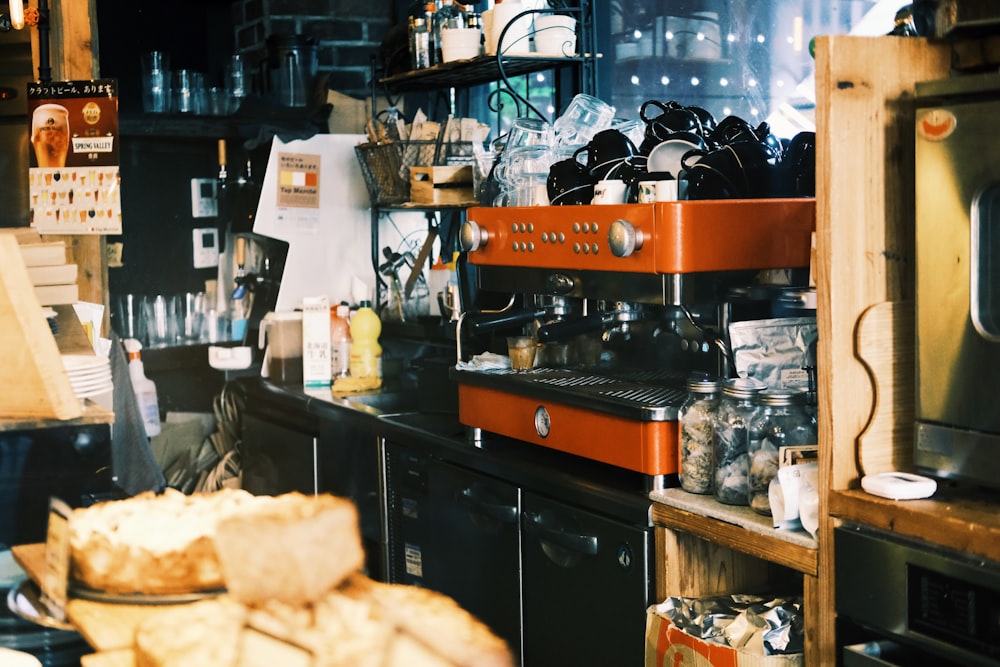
645, 606, 803, 667
409, 166, 475, 205
301, 295, 331, 389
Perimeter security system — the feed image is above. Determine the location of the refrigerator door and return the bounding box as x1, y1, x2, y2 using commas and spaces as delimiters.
521, 490, 653, 666
424, 459, 522, 657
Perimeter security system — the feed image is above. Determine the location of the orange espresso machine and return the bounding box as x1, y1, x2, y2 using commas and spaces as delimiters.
453, 199, 815, 485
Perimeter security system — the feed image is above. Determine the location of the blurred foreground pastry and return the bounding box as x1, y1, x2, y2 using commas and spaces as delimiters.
69, 489, 514, 666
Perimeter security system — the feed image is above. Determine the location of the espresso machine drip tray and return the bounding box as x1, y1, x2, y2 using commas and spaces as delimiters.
454, 367, 689, 476
455, 367, 688, 421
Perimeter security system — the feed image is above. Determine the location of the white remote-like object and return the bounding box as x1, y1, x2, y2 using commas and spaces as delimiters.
861, 472, 937, 500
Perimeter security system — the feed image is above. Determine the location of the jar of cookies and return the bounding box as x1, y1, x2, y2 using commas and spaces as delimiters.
713, 377, 766, 505
678, 374, 721, 494
748, 389, 815, 515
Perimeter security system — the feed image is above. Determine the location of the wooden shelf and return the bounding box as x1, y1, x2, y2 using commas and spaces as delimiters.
650, 489, 817, 575
829, 488, 1000, 564
0, 402, 114, 432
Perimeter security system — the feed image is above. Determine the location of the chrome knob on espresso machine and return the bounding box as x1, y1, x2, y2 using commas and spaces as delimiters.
607, 219, 645, 257
459, 219, 489, 252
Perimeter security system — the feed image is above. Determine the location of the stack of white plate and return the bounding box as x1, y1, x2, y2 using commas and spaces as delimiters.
61, 354, 113, 408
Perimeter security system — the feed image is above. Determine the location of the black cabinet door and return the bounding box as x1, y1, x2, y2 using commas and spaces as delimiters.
318, 418, 384, 581
240, 413, 316, 496
521, 490, 653, 667
424, 459, 522, 658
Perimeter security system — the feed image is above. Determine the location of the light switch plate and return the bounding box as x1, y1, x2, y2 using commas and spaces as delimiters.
190, 178, 218, 218
192, 227, 220, 269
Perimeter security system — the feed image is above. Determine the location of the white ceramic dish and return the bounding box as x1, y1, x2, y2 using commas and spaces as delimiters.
647, 138, 702, 177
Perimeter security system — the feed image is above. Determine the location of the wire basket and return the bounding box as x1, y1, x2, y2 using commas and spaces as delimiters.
355, 140, 475, 206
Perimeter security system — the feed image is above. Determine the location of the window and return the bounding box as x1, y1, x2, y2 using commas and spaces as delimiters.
469, 0, 911, 140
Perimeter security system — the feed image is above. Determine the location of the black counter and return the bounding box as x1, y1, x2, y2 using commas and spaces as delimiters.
231, 376, 653, 524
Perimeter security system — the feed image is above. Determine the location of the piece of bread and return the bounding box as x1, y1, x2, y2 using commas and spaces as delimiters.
348, 577, 516, 667
134, 596, 246, 667
69, 488, 262, 594
214, 492, 365, 605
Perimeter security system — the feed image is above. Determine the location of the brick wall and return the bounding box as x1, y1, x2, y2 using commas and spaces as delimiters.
230, 0, 399, 98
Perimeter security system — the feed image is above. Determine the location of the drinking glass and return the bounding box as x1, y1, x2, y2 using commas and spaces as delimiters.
172, 69, 195, 114
143, 294, 180, 347
141, 51, 171, 113
553, 93, 616, 151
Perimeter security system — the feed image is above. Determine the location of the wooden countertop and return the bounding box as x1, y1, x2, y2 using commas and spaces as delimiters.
829, 486, 1000, 564
650, 488, 818, 576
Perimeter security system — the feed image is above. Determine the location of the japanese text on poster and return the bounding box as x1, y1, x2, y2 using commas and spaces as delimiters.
276, 152, 321, 210
28, 79, 122, 235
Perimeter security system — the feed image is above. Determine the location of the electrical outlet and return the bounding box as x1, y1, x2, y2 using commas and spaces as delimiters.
192, 228, 220, 269
190, 178, 218, 218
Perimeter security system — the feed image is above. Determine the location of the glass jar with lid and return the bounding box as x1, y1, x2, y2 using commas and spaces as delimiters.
678, 374, 722, 494
713, 377, 766, 505
748, 389, 816, 515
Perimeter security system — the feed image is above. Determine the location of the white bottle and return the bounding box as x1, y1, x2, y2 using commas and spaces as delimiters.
124, 338, 161, 438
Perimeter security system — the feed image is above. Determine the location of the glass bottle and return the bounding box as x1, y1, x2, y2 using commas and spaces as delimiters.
410, 16, 431, 69
748, 390, 816, 515
713, 377, 766, 505
424, 2, 438, 66
678, 374, 721, 495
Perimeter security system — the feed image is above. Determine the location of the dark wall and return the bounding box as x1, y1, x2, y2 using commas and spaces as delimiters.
96, 0, 236, 114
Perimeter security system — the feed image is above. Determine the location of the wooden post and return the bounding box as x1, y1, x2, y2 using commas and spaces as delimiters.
813, 35, 951, 662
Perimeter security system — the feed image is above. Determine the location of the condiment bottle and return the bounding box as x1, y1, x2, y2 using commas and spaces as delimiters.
713, 377, 766, 505
330, 303, 352, 379
678, 374, 721, 495
349, 300, 382, 379
748, 390, 816, 515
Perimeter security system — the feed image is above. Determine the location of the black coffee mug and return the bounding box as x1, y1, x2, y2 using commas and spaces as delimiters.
640, 100, 703, 145
550, 183, 596, 205
548, 157, 594, 203
574, 128, 638, 181
687, 105, 717, 135
710, 115, 760, 146
726, 140, 780, 197
779, 131, 816, 197
685, 140, 781, 199
682, 148, 743, 200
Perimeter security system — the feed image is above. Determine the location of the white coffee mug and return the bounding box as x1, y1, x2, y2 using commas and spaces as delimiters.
638, 179, 679, 203
592, 179, 628, 205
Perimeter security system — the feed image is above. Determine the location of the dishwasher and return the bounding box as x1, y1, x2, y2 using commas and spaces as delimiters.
383, 436, 654, 666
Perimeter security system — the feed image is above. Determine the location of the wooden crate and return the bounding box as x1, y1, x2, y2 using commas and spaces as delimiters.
409, 166, 475, 205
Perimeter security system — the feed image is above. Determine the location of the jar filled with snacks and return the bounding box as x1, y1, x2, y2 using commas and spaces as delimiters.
678, 374, 722, 494
748, 389, 816, 515
713, 377, 766, 505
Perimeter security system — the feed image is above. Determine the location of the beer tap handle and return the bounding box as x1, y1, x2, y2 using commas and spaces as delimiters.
468, 308, 547, 334
536, 313, 615, 343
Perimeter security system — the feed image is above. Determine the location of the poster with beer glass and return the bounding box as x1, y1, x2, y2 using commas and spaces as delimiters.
27, 79, 122, 235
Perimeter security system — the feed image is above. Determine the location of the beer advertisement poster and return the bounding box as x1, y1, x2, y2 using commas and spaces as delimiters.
27, 79, 122, 235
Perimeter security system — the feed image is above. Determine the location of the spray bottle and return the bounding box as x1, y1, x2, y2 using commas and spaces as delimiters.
123, 338, 161, 438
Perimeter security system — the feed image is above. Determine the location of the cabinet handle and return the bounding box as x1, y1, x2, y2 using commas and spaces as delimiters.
458, 487, 518, 523
523, 511, 599, 556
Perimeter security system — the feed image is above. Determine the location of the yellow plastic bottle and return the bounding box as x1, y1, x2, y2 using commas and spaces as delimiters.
348, 300, 382, 379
